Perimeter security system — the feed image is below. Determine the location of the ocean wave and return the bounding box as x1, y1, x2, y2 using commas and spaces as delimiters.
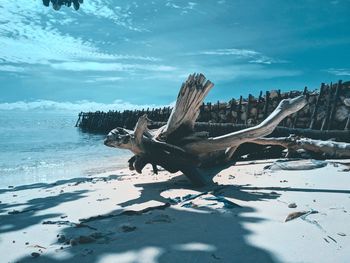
0, 99, 170, 112
0, 161, 63, 173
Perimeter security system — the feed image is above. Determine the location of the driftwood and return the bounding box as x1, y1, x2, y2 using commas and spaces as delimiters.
149, 122, 350, 142
253, 136, 350, 158
104, 74, 350, 186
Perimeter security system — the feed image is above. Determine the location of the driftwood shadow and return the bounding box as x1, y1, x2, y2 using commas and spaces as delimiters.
14, 174, 281, 263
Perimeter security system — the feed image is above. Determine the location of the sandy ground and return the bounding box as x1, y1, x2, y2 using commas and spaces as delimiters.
0, 158, 349, 263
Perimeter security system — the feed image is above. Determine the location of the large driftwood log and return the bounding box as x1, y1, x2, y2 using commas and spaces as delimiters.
252, 136, 350, 158
149, 122, 350, 142
104, 74, 350, 186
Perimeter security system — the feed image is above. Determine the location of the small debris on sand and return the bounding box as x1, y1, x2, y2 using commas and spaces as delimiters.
70, 239, 78, 246
96, 198, 110, 202
288, 203, 297, 208
57, 235, 66, 243
285, 210, 318, 222
82, 248, 94, 256
119, 223, 137, 232
8, 209, 36, 215
327, 236, 337, 243
31, 244, 46, 249
280, 180, 288, 183
146, 214, 172, 224
337, 232, 346, 237
78, 235, 95, 244
90, 232, 105, 239
204, 196, 241, 209
42, 220, 97, 230
267, 159, 327, 171
8, 210, 20, 215
31, 252, 40, 258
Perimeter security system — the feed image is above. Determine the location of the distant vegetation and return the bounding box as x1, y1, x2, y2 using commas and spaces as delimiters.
42, 0, 83, 11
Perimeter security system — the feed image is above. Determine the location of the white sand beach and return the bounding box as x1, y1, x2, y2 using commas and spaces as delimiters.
0, 158, 349, 263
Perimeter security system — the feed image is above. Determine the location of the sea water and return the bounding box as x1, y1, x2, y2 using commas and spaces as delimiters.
0, 110, 129, 188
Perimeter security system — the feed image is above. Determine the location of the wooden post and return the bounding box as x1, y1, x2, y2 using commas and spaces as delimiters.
263, 91, 270, 119
293, 86, 308, 128
246, 94, 252, 124
75, 112, 82, 127
345, 115, 350, 130
321, 83, 333, 131
227, 99, 234, 123
277, 89, 282, 126
236, 95, 243, 124
327, 80, 342, 130
256, 91, 263, 122
309, 83, 325, 129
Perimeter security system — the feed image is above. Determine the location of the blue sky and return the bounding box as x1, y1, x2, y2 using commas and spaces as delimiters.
0, 0, 350, 110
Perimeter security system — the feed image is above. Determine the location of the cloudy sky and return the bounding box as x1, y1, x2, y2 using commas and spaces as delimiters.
0, 0, 349, 109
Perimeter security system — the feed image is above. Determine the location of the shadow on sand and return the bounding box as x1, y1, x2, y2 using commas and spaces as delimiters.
4, 167, 347, 263
0, 170, 283, 263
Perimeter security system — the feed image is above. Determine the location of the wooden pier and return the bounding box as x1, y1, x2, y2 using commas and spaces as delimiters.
76, 80, 350, 141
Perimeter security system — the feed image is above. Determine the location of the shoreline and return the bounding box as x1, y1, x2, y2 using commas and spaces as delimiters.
0, 155, 130, 189
0, 159, 349, 262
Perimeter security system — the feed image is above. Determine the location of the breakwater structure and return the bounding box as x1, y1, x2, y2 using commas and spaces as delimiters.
76, 80, 350, 141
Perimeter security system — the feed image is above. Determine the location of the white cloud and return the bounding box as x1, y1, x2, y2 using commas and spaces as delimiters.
142, 64, 301, 82
192, 48, 286, 64
0, 99, 168, 112
84, 76, 124, 83
165, 1, 198, 13
0, 65, 25, 72
199, 48, 259, 56
0, 1, 156, 69
208, 65, 301, 80
326, 68, 350, 76
51, 62, 176, 72
166, 2, 181, 9
82, 0, 144, 32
